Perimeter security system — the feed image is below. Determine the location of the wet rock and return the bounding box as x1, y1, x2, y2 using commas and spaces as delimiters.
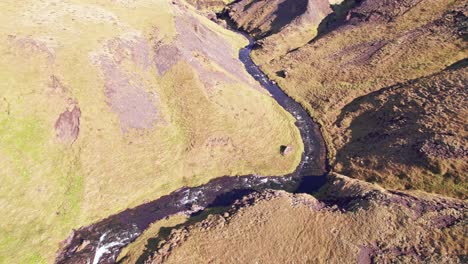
276, 70, 289, 78
183, 204, 204, 216
75, 240, 90, 252
206, 12, 217, 22
217, 19, 227, 28
252, 41, 264, 50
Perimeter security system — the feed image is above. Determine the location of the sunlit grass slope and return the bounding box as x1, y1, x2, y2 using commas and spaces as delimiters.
238, 0, 466, 197
0, 0, 303, 262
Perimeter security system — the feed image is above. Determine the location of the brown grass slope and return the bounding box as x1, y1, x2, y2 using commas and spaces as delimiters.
186, 0, 232, 13
126, 174, 467, 264
227, 0, 333, 56
228, 0, 467, 197
333, 64, 468, 198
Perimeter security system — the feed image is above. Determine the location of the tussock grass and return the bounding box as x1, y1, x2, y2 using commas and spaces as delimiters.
117, 215, 189, 264
249, 0, 466, 197
139, 179, 466, 263
0, 0, 302, 262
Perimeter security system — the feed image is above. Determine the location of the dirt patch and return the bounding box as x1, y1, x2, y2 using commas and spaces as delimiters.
154, 44, 182, 75
96, 36, 159, 132
175, 14, 253, 87
99, 56, 158, 131
55, 100, 81, 143
107, 36, 152, 70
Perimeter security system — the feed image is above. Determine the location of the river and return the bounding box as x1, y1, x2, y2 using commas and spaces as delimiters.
55, 27, 327, 264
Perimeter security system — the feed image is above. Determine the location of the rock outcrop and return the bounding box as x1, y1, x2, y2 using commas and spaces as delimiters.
230, 0, 467, 197
132, 174, 467, 264
227, 0, 333, 56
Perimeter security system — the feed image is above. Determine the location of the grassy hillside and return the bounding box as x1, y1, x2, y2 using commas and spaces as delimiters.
116, 2, 467, 263
227, 0, 333, 57
229, 0, 467, 197
126, 174, 467, 263
0, 0, 303, 262
333, 65, 467, 198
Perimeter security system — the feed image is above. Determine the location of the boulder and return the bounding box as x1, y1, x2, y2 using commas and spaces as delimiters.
280, 145, 294, 156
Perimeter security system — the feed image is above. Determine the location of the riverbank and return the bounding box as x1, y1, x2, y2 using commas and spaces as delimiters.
55, 12, 328, 264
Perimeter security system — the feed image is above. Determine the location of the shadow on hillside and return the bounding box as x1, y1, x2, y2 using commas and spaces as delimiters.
335, 59, 468, 182
334, 82, 431, 181
249, 0, 308, 39
267, 0, 308, 36
313, 0, 362, 41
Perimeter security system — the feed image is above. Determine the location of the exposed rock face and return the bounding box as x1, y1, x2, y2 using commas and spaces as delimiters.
135, 174, 466, 264
55, 102, 81, 143
227, 0, 332, 55
420, 139, 467, 160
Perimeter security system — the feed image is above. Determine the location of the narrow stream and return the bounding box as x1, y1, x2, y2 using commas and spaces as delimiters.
55, 29, 327, 264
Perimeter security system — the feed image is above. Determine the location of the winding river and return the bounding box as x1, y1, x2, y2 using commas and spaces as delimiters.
55, 27, 327, 264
